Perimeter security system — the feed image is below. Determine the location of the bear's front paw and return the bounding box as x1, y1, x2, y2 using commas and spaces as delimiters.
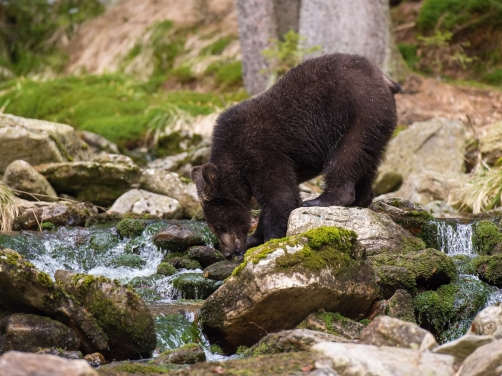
301, 198, 327, 207
246, 235, 263, 249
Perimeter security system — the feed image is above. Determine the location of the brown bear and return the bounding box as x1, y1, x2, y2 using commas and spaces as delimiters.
191, 53, 401, 260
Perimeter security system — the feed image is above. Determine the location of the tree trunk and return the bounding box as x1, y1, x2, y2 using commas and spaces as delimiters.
299, 0, 407, 80
235, 0, 278, 95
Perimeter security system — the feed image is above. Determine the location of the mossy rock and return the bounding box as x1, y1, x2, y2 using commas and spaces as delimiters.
187, 245, 224, 268
472, 220, 502, 255
109, 254, 146, 269
296, 311, 364, 340
386, 289, 416, 324
470, 255, 502, 286
199, 226, 379, 353
89, 231, 120, 252
172, 273, 222, 300
203, 260, 239, 281
153, 313, 205, 354
168, 351, 315, 375
157, 262, 177, 276
154, 343, 206, 365
116, 218, 149, 238
374, 265, 417, 299
413, 275, 495, 343
370, 248, 457, 290
98, 361, 178, 375
55, 270, 156, 360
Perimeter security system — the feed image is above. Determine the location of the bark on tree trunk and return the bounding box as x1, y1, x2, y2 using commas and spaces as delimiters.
235, 0, 278, 95
299, 0, 407, 80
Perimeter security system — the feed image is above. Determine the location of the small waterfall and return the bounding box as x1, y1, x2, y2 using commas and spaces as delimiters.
435, 222, 475, 256
432, 220, 502, 311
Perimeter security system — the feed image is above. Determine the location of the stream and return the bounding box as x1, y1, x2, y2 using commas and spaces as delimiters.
0, 218, 501, 356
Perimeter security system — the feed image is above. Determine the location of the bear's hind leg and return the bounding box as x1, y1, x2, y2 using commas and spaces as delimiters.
352, 174, 375, 208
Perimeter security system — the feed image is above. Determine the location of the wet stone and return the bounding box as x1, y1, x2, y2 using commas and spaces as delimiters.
0, 313, 80, 353
203, 260, 239, 281
154, 343, 206, 365
153, 221, 217, 252
188, 245, 223, 268
172, 273, 222, 300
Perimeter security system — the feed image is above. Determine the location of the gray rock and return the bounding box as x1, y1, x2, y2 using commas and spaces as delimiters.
0, 248, 109, 355
0, 351, 97, 376
36, 156, 141, 206
359, 316, 438, 350
385, 289, 416, 323
374, 117, 466, 195
3, 160, 58, 202
423, 200, 459, 218
0, 113, 90, 174
287, 206, 425, 256
36, 348, 83, 360
153, 221, 217, 251
79, 130, 119, 154
108, 189, 182, 219
468, 304, 502, 338
312, 342, 455, 376
140, 169, 200, 218
199, 227, 379, 353
203, 260, 239, 281
55, 270, 156, 360
0, 313, 80, 353
153, 343, 206, 365
147, 152, 188, 171
244, 329, 348, 356
298, 312, 363, 340
433, 334, 495, 364
12, 201, 98, 231
459, 339, 502, 376
479, 121, 502, 166
188, 245, 224, 268
380, 170, 467, 206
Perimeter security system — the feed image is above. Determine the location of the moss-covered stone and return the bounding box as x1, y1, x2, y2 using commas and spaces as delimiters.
157, 262, 177, 276
370, 248, 457, 290
472, 220, 502, 255
109, 254, 146, 269
55, 270, 156, 360
154, 343, 206, 365
470, 254, 502, 286
98, 361, 176, 375
374, 265, 417, 298
413, 276, 494, 343
386, 289, 416, 324
172, 273, 222, 300
233, 227, 359, 276
116, 218, 148, 238
296, 311, 364, 340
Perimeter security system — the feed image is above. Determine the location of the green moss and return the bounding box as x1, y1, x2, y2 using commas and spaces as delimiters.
470, 254, 502, 285
172, 273, 222, 300
40, 222, 55, 231
371, 248, 457, 289
116, 218, 148, 238
36, 271, 54, 288
236, 345, 249, 356
100, 361, 173, 374
374, 265, 417, 298
413, 276, 494, 343
359, 319, 371, 326
157, 262, 177, 276
209, 344, 224, 355
472, 220, 502, 255
233, 227, 358, 277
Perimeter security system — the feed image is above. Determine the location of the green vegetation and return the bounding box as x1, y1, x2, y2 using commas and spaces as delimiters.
0, 0, 104, 78
40, 222, 56, 231
232, 226, 358, 276
116, 218, 148, 238
157, 262, 177, 276
413, 275, 493, 343
472, 220, 502, 255
261, 30, 321, 87
470, 254, 502, 285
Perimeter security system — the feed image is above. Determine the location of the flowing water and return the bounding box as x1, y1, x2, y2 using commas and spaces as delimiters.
429, 220, 502, 342
0, 221, 226, 360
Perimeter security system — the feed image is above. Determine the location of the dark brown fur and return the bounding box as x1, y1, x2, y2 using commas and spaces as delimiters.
192, 53, 400, 259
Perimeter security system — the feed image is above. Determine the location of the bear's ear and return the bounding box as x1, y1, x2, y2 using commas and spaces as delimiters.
191, 163, 218, 201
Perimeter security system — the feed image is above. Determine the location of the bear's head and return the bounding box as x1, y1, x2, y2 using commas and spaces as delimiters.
191, 163, 251, 260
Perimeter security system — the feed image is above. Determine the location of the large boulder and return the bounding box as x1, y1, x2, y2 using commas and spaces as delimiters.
55, 270, 156, 360
479, 121, 502, 166
0, 313, 80, 353
199, 227, 379, 353
0, 351, 97, 376
139, 169, 201, 218
459, 339, 502, 376
468, 304, 502, 338
12, 201, 98, 231
153, 221, 217, 251
2, 160, 58, 202
0, 113, 90, 174
312, 342, 456, 376
108, 189, 183, 219
36, 154, 141, 206
287, 206, 425, 256
0, 248, 109, 355
374, 118, 466, 195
